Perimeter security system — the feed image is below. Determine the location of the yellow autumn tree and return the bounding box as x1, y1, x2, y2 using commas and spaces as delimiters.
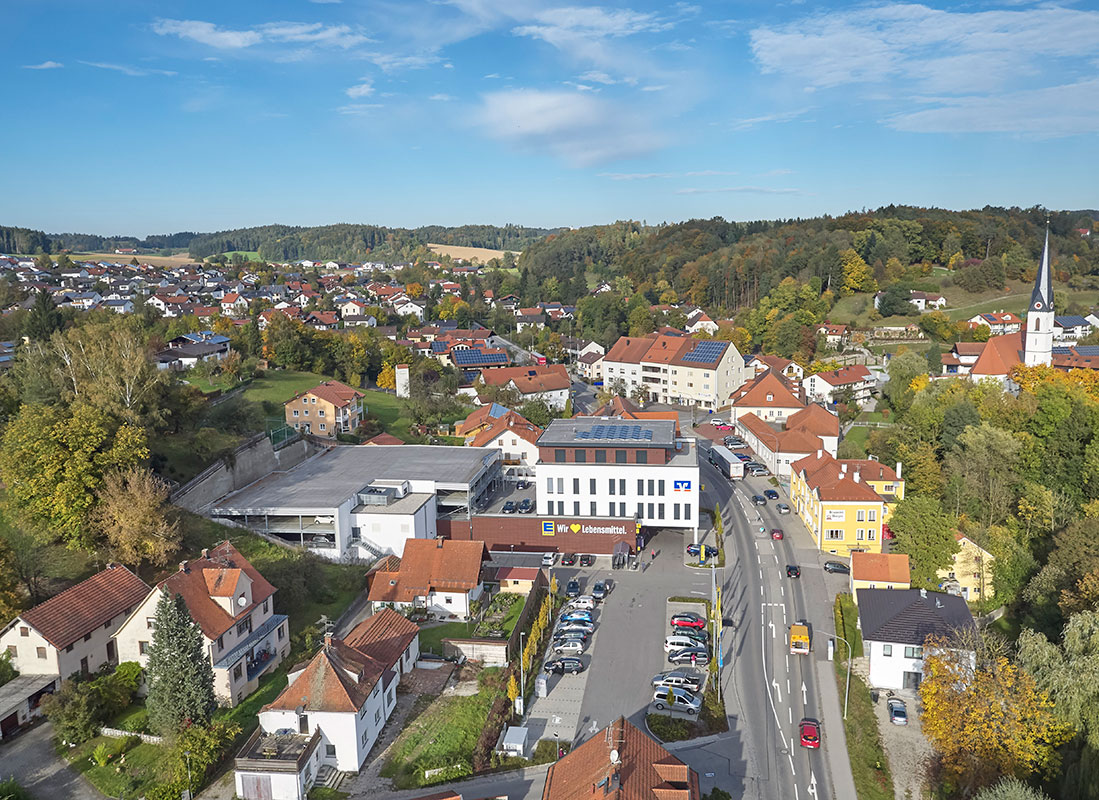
376, 364, 396, 390
920, 635, 1073, 787
840, 249, 878, 296
506, 672, 519, 704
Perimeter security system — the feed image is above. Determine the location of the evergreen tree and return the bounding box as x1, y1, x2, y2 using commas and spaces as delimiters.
146, 592, 215, 735
23, 290, 61, 341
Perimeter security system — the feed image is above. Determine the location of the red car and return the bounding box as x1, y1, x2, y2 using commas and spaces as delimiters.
670, 612, 706, 629
799, 718, 821, 749
771, 529, 784, 540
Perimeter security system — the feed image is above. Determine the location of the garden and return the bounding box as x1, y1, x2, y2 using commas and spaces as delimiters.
472, 592, 524, 638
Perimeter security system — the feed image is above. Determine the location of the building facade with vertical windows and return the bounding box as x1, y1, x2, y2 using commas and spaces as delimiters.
534, 418, 700, 532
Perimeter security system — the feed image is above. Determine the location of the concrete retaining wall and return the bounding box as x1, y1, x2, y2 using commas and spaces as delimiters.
171, 434, 323, 512
443, 638, 509, 667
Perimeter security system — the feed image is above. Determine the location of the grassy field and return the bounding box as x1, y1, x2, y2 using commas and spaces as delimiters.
360, 390, 416, 441
241, 370, 327, 406
151, 428, 245, 484
427, 243, 514, 263
63, 736, 168, 798
945, 288, 1099, 320
69, 251, 195, 267
418, 621, 477, 654
221, 250, 261, 261
844, 426, 870, 451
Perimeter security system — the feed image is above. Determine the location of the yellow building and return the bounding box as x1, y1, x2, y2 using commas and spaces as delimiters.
789, 452, 905, 556
850, 552, 911, 604
938, 533, 995, 601
284, 380, 365, 438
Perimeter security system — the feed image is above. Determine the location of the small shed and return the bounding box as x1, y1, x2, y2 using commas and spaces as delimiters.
500, 725, 529, 758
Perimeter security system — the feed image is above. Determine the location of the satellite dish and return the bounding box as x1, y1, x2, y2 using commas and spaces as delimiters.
237, 594, 247, 607
610, 749, 620, 764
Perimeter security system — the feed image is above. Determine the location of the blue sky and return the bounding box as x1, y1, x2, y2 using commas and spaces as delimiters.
4, 0, 1098, 236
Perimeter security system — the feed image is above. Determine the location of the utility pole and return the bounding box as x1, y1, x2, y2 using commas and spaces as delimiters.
831, 634, 853, 719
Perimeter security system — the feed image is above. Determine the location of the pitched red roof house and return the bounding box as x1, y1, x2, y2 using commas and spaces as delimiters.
19, 565, 150, 649
367, 540, 488, 604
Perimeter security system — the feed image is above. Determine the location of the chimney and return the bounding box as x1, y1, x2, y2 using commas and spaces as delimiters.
895, 461, 902, 480
437, 538, 444, 548
853, 469, 860, 483
179, 561, 188, 572
840, 463, 847, 475
920, 588, 927, 599
816, 449, 822, 458
324, 633, 332, 649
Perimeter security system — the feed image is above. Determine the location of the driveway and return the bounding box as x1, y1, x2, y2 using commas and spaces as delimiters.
0, 722, 101, 799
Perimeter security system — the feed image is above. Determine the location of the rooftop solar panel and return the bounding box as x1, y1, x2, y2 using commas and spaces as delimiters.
1076, 346, 1099, 356
453, 349, 507, 365
574, 424, 654, 441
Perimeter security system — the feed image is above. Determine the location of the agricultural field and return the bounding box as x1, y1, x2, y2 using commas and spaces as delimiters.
427, 243, 514, 263
67, 251, 196, 267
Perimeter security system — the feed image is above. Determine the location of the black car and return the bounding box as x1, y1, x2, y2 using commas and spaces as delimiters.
752, 495, 766, 506
502, 500, 517, 514
544, 657, 585, 675
823, 561, 851, 574
565, 579, 581, 598
686, 543, 719, 559
668, 646, 711, 666
552, 630, 589, 645
579, 554, 595, 567
518, 498, 534, 514
786, 565, 801, 578
764, 489, 779, 500
680, 628, 709, 645
561, 553, 578, 566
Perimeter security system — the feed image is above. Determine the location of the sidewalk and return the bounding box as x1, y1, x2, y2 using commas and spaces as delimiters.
815, 657, 858, 799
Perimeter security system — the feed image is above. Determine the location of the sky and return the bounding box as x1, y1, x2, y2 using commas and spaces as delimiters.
4, 0, 1099, 237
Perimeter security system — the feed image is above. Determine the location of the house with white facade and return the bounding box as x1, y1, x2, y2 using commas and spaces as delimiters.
745, 354, 805, 383
685, 309, 718, 335
463, 409, 543, 483
802, 365, 874, 406
967, 312, 1023, 336
115, 542, 289, 707
858, 587, 975, 690
734, 403, 839, 478
1054, 315, 1093, 342
602, 333, 746, 410
729, 370, 806, 425
235, 609, 420, 799
577, 349, 604, 382
366, 539, 489, 619
479, 365, 571, 410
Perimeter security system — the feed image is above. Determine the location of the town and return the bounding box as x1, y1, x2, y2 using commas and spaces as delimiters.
0, 207, 1097, 800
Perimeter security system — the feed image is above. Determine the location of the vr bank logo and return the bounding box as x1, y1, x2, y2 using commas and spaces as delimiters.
673, 480, 691, 492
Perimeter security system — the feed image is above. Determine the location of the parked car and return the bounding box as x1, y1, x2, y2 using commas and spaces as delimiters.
786, 565, 801, 578
752, 495, 767, 506
651, 686, 701, 714
579, 554, 595, 567
652, 669, 705, 693
771, 529, 784, 540
542, 552, 556, 567
502, 501, 517, 514
665, 634, 706, 653
515, 480, 530, 490
555, 620, 594, 635
734, 453, 751, 462
776, 503, 791, 514
560, 610, 593, 623
714, 423, 733, 431
709, 418, 726, 426
591, 580, 610, 600
565, 579, 581, 598
670, 612, 706, 629
561, 553, 578, 566
823, 561, 850, 574
544, 657, 585, 675
668, 646, 711, 666
686, 543, 719, 559
679, 628, 709, 645
553, 639, 586, 655
568, 595, 596, 610
552, 631, 589, 646
748, 467, 768, 477
888, 699, 908, 726
518, 498, 534, 514
799, 718, 821, 748
764, 489, 779, 500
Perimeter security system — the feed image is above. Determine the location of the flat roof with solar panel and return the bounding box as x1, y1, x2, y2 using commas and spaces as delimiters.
537, 417, 675, 447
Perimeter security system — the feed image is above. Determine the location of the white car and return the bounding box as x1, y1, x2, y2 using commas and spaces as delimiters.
651, 686, 701, 714
568, 595, 596, 610
541, 552, 556, 567
709, 418, 725, 426
553, 639, 586, 655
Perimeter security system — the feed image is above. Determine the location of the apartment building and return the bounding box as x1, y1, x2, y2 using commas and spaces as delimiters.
284, 380, 366, 438
534, 418, 700, 532
602, 334, 745, 409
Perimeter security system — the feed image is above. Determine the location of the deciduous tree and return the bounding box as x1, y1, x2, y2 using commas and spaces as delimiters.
887, 495, 959, 586
94, 467, 181, 568
840, 249, 878, 295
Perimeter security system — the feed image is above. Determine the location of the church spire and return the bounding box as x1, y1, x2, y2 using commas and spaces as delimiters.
1029, 223, 1054, 314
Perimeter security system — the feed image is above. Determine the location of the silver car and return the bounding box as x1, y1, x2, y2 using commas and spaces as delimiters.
651, 686, 701, 714
887, 698, 908, 725
553, 639, 586, 655
651, 669, 705, 693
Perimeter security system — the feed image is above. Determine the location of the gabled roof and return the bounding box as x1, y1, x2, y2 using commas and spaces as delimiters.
851, 552, 910, 584
1055, 315, 1090, 327
480, 365, 570, 394
265, 640, 382, 714
541, 717, 700, 800
469, 410, 543, 448
969, 332, 1024, 377
456, 403, 510, 436
789, 451, 888, 503
737, 413, 821, 455
367, 540, 489, 603
857, 588, 975, 645
748, 353, 796, 373
159, 542, 277, 640
786, 404, 840, 438
731, 370, 805, 410
19, 565, 150, 649
289, 380, 365, 409
810, 365, 871, 387
363, 432, 406, 446
343, 607, 419, 670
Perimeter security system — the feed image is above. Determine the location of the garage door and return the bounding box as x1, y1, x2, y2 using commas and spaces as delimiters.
1, 712, 18, 738
240, 774, 272, 800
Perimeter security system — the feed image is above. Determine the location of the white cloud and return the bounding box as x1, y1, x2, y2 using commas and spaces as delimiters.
443, 63, 455, 69
578, 70, 616, 85
563, 81, 598, 92
887, 78, 1099, 137
346, 79, 375, 98
685, 170, 738, 176
429, 93, 455, 101
757, 168, 794, 176
152, 19, 262, 49
641, 85, 666, 92
475, 88, 665, 166
484, 73, 501, 79
256, 22, 370, 48
80, 61, 177, 77
337, 103, 383, 115
598, 172, 676, 180
674, 186, 800, 195
366, 52, 442, 71
23, 60, 63, 70
730, 108, 809, 130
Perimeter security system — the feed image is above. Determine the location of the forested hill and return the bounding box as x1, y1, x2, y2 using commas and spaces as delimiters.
0, 222, 562, 261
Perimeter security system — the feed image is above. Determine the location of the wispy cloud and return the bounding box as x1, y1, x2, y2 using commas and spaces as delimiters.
598, 172, 676, 180
366, 52, 441, 72
757, 168, 794, 176
674, 185, 800, 195
346, 79, 374, 98
685, 170, 738, 176
730, 108, 809, 130
429, 93, 454, 101
23, 60, 63, 70
337, 103, 383, 115
152, 19, 262, 49
153, 18, 371, 51
641, 85, 666, 92
80, 61, 177, 77
476, 88, 665, 167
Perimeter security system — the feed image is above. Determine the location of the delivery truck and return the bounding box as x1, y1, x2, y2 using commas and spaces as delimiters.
708, 444, 745, 480
789, 623, 810, 655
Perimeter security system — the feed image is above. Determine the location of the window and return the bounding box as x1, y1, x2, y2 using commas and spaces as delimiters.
636, 450, 647, 464
648, 479, 655, 495
638, 479, 645, 495
648, 503, 654, 519
904, 646, 923, 659
590, 502, 597, 516
615, 450, 626, 464
595, 450, 607, 463
609, 479, 616, 496
444, 597, 452, 604
620, 503, 626, 517
65, 644, 73, 653
869, 509, 877, 522
547, 477, 554, 494
573, 502, 580, 515
868, 529, 876, 540
684, 504, 692, 521
237, 617, 252, 637
573, 478, 580, 494
575, 450, 586, 463
557, 478, 563, 494
319, 423, 326, 431
856, 510, 865, 522
825, 529, 844, 541
83, 633, 91, 642
590, 478, 596, 494
766, 393, 773, 401
637, 503, 644, 518
856, 529, 865, 540
318, 409, 325, 417
138, 641, 149, 655
36, 646, 46, 659
882, 645, 893, 657
263, 599, 269, 614
146, 618, 155, 629
555, 449, 565, 463
104, 619, 112, 630
19, 627, 28, 637
311, 397, 316, 404
217, 636, 224, 652
303, 409, 309, 416
277, 625, 285, 641
619, 479, 625, 495
325, 744, 336, 757
658, 504, 665, 520
658, 480, 665, 495
293, 409, 299, 417
233, 663, 243, 681
375, 708, 383, 724
608, 503, 615, 517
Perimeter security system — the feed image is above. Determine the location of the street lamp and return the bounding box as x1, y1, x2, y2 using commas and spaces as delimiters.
555, 731, 561, 760
183, 750, 192, 800
831, 634, 853, 720
519, 631, 526, 713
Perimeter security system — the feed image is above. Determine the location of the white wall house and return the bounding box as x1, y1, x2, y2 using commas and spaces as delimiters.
367, 539, 488, 620
602, 334, 745, 410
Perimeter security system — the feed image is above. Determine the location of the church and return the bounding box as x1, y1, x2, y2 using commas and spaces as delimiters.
939, 228, 1099, 384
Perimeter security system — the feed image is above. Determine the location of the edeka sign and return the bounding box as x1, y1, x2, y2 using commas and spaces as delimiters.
541, 520, 630, 536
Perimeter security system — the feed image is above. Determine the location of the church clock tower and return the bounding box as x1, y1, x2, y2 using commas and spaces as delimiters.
1024, 226, 1054, 367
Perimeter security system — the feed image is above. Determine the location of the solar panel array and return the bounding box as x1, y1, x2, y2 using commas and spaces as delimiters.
431, 341, 449, 353
681, 340, 726, 363
453, 349, 508, 366
1076, 346, 1099, 357
575, 424, 654, 441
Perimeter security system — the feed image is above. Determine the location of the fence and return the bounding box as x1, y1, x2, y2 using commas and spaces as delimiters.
100, 727, 163, 745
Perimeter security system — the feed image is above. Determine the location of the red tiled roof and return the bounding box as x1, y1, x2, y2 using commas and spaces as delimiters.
732, 370, 805, 409
363, 433, 406, 446
469, 410, 543, 448
737, 413, 822, 455
367, 540, 488, 604
851, 552, 911, 584
289, 380, 365, 409
21, 565, 150, 649
496, 567, 541, 581
954, 341, 986, 356
812, 365, 871, 386
343, 607, 419, 670
265, 640, 382, 713
786, 404, 839, 438
456, 403, 508, 436
790, 452, 888, 503
970, 332, 1023, 377
480, 365, 570, 394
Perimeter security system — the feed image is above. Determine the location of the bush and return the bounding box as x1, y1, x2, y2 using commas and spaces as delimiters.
114, 661, 143, 693
119, 707, 149, 733
0, 778, 31, 800
532, 738, 569, 764
91, 742, 114, 767
646, 713, 694, 742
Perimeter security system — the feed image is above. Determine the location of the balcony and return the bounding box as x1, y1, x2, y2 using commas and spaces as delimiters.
214, 614, 287, 674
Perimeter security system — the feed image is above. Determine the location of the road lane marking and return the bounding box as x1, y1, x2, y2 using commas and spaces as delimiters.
786, 655, 790, 672
808, 772, 817, 797
788, 747, 797, 776
802, 682, 808, 704
769, 621, 776, 640
760, 585, 763, 596
788, 707, 792, 724
780, 585, 785, 596
787, 679, 791, 694
772, 679, 782, 703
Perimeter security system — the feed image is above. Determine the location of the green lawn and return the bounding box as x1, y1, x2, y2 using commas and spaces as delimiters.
418, 621, 477, 654
63, 736, 168, 799
837, 671, 894, 800
215, 666, 289, 733
360, 390, 417, 442
242, 370, 328, 406
221, 250, 261, 261
844, 426, 870, 451
151, 428, 245, 484
184, 372, 245, 395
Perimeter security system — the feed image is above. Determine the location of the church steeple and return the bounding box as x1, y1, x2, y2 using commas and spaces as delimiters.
1024, 223, 1054, 367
